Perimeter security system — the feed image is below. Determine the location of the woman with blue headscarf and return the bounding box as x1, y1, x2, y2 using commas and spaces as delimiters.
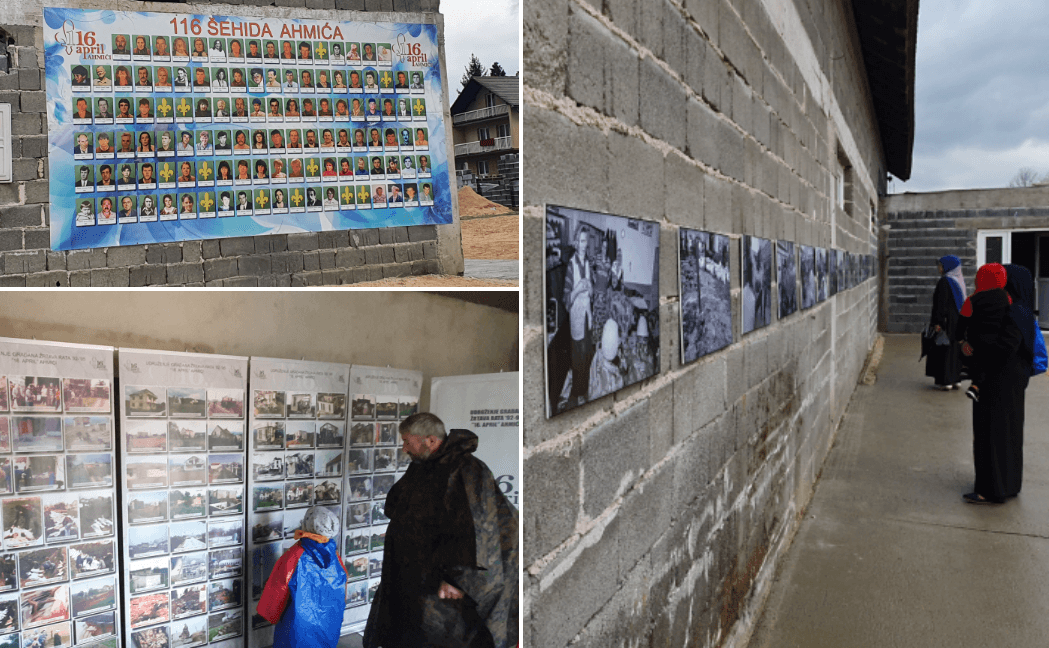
926, 255, 966, 389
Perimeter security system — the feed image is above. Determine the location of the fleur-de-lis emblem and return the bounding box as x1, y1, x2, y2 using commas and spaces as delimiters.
306, 159, 319, 176
198, 161, 213, 180
291, 190, 303, 206
159, 164, 174, 182
315, 43, 327, 58
200, 193, 214, 211
413, 99, 425, 116
256, 190, 269, 208
357, 186, 370, 203
158, 99, 173, 116
177, 98, 192, 116
341, 186, 354, 204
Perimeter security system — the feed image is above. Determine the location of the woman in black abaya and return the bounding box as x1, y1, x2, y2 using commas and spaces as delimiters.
962, 263, 1031, 504
926, 255, 965, 389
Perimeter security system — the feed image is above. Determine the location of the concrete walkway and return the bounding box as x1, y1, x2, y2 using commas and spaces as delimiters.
749, 334, 1049, 647
463, 259, 519, 281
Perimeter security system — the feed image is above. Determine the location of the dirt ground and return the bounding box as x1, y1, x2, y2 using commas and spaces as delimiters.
461, 215, 519, 260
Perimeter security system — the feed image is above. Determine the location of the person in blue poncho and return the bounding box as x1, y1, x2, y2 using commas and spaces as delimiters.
258, 506, 348, 648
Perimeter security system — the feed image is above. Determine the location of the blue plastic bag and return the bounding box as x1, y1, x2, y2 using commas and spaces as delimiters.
1034, 328, 1047, 376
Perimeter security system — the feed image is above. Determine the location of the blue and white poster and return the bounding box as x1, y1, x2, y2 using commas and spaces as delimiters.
44, 8, 452, 251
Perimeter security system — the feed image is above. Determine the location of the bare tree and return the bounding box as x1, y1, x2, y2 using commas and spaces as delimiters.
1008, 167, 1044, 187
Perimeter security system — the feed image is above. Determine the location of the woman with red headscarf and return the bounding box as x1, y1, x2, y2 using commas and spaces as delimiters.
958, 263, 1028, 504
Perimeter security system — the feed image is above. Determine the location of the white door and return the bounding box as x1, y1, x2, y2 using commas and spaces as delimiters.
977, 230, 1012, 266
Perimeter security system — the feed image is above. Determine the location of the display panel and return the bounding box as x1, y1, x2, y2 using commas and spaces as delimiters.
678, 228, 731, 364
45, 8, 451, 251
741, 235, 772, 335
118, 349, 248, 648
0, 337, 121, 647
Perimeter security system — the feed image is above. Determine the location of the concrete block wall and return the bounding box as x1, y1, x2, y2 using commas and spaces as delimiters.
523, 0, 881, 646
882, 186, 1049, 333
0, 0, 462, 286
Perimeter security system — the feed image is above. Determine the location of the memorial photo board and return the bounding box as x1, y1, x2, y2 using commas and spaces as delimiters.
118, 349, 248, 648
679, 228, 732, 364
0, 337, 121, 647
246, 357, 348, 648
44, 7, 452, 251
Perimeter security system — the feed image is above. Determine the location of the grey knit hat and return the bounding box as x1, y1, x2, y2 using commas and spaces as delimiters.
302, 506, 339, 539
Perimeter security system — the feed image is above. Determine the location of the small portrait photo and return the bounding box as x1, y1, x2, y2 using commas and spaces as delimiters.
167, 387, 205, 417
23, 621, 72, 648
285, 421, 315, 449
127, 456, 168, 490
284, 452, 314, 480
129, 525, 169, 560
69, 539, 114, 580
350, 422, 375, 446
208, 520, 242, 549
207, 389, 243, 418
253, 390, 285, 418
373, 474, 395, 499
169, 519, 207, 554
209, 547, 242, 581
209, 486, 243, 517
544, 205, 662, 416
9, 377, 62, 413
65, 454, 113, 490
679, 229, 732, 364
348, 476, 371, 502
125, 386, 166, 416
75, 609, 116, 644
377, 422, 397, 446
375, 397, 398, 420
12, 416, 63, 453
170, 552, 207, 587
316, 393, 345, 419
20, 584, 69, 629
170, 583, 205, 620
128, 491, 168, 525
72, 96, 92, 123
207, 423, 244, 452
62, 379, 110, 414
15, 455, 64, 493
169, 488, 207, 520
741, 235, 773, 335
351, 394, 375, 419
346, 502, 370, 528
252, 421, 284, 450
251, 513, 282, 545
169, 420, 207, 452
286, 393, 315, 418
130, 556, 169, 595
79, 493, 114, 539
17, 545, 68, 588
373, 448, 397, 473
316, 422, 344, 448
131, 625, 170, 648
252, 484, 283, 513
125, 420, 168, 453
315, 449, 343, 478
777, 240, 798, 318
313, 479, 341, 505
251, 452, 284, 482
70, 576, 115, 617
208, 454, 243, 485
346, 449, 371, 474
799, 245, 816, 310
169, 454, 207, 487
208, 608, 243, 642
398, 397, 418, 419
128, 591, 170, 629
283, 481, 312, 509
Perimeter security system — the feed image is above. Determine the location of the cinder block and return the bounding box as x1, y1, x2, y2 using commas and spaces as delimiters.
182, 241, 202, 263
302, 251, 321, 272
66, 248, 106, 271
523, 107, 609, 213
567, 7, 607, 114
3, 250, 45, 274
287, 232, 319, 251
254, 234, 288, 255
0, 204, 41, 228
524, 0, 568, 95
0, 230, 20, 252
130, 265, 168, 286
106, 245, 147, 268
715, 118, 744, 182
23, 228, 49, 250
220, 236, 255, 257
317, 250, 336, 270
203, 258, 238, 281
336, 248, 365, 267
46, 251, 65, 271
12, 159, 39, 182
619, 465, 673, 574
378, 228, 398, 245
523, 441, 580, 566
639, 0, 664, 58
609, 131, 664, 222
421, 240, 438, 260
392, 227, 410, 244
68, 270, 90, 287
273, 251, 304, 274
202, 239, 222, 259
90, 267, 129, 287
582, 401, 651, 518
364, 248, 382, 265
639, 57, 687, 151
393, 245, 410, 263
25, 270, 67, 287
379, 246, 395, 264
663, 1, 688, 76
703, 173, 732, 234
410, 259, 438, 275
0, 275, 25, 286
407, 225, 437, 242
366, 0, 394, 9
335, 0, 366, 8
685, 0, 720, 45
664, 151, 704, 229
382, 262, 411, 278
239, 255, 272, 277
11, 113, 41, 136
608, 35, 640, 127
20, 91, 44, 113
225, 276, 258, 287
23, 179, 49, 205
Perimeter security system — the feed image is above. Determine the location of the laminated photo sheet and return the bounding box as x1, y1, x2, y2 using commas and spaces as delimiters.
117, 348, 248, 648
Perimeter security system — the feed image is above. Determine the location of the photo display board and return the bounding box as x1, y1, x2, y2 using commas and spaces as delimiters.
117, 349, 248, 648
44, 7, 452, 251
678, 228, 731, 365
0, 337, 120, 648
245, 357, 348, 648
344, 365, 421, 632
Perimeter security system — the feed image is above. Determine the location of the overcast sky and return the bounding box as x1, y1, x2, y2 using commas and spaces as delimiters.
894, 0, 1049, 194
441, 0, 519, 100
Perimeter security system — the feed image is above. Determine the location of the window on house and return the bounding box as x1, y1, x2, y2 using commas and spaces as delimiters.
496, 123, 511, 139
478, 127, 490, 141
836, 145, 853, 218
477, 160, 489, 175
485, 93, 495, 108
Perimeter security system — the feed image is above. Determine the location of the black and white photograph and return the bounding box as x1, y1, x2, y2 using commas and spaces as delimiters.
0, 556, 15, 592
316, 393, 345, 419
170, 613, 206, 648
679, 228, 732, 364
70, 576, 115, 617
374, 397, 398, 420
22, 621, 72, 648
208, 487, 243, 516
170, 488, 206, 519
285, 393, 315, 419
169, 520, 207, 554
0, 592, 18, 633
170, 583, 206, 620
372, 448, 396, 472
128, 591, 170, 629
835, 250, 845, 294
207, 423, 243, 452
74, 609, 115, 643
170, 552, 207, 586
167, 387, 206, 418
63, 416, 111, 451
17, 546, 67, 588
8, 377, 62, 413
313, 479, 340, 505
42, 493, 80, 542
62, 379, 111, 414
285, 421, 315, 449
207, 578, 241, 612
15, 456, 64, 493
799, 244, 816, 310
777, 240, 797, 318
398, 397, 418, 419
125, 386, 166, 416
285, 452, 313, 479
251, 513, 282, 544
208, 608, 242, 642
346, 502, 369, 528
282, 508, 307, 538
207, 389, 244, 418
131, 625, 170, 648
315, 449, 343, 477
377, 422, 397, 446
209, 547, 242, 580
347, 449, 370, 474
20, 584, 69, 628
207, 520, 242, 548
316, 422, 343, 448
11, 416, 63, 453
251, 452, 284, 482
129, 525, 169, 559
169, 420, 207, 451
129, 557, 169, 594
207, 454, 243, 484
816, 247, 828, 302
741, 235, 772, 334
66, 454, 113, 490
283, 481, 312, 509
350, 422, 375, 446
252, 421, 284, 450
79, 493, 114, 538
544, 204, 661, 416
253, 390, 285, 419
351, 395, 375, 419
127, 456, 167, 490
169, 454, 207, 487
126, 420, 168, 453
3, 496, 43, 549
828, 248, 838, 296
373, 474, 395, 499
70, 539, 113, 580
252, 485, 283, 512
